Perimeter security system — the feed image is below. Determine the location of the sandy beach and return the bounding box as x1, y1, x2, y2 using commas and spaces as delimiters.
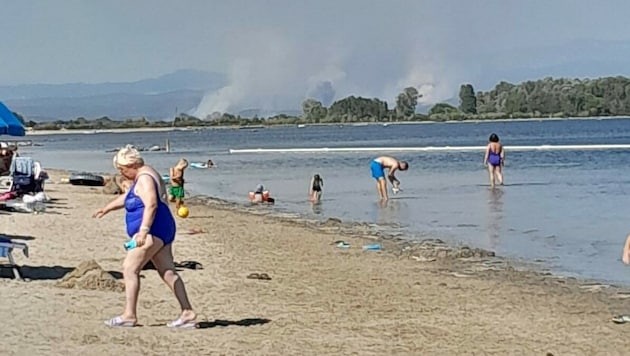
1, 170, 630, 355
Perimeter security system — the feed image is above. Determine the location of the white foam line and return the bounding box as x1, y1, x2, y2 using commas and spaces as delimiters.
228, 144, 630, 154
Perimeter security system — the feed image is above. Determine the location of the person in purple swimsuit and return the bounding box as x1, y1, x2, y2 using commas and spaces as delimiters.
483, 133, 505, 187
94, 145, 196, 328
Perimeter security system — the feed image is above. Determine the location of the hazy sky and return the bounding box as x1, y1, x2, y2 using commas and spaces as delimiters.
2, 1, 630, 113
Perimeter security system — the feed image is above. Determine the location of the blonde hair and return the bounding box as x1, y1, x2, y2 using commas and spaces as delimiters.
177, 158, 189, 168
113, 144, 144, 168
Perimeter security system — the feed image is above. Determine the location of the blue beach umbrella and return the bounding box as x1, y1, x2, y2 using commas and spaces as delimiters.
0, 101, 25, 136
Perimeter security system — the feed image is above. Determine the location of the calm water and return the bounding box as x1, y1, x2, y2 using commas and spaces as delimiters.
14, 118, 630, 285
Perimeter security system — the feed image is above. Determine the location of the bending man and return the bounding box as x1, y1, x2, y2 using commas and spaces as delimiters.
370, 156, 409, 201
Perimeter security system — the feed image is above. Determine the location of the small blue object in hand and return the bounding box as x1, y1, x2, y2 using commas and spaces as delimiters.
124, 240, 137, 251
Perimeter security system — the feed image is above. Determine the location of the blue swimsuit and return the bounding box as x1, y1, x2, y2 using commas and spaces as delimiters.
370, 160, 386, 179
124, 173, 176, 245
488, 150, 502, 166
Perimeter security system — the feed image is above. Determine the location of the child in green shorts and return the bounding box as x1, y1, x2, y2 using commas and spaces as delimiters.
169, 158, 188, 209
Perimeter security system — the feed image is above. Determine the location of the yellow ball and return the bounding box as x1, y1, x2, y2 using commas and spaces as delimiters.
177, 206, 189, 218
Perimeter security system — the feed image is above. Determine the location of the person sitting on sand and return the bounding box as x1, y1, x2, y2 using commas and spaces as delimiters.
168, 158, 188, 209
483, 133, 505, 188
253, 184, 265, 203
93, 145, 196, 328
370, 156, 408, 201
309, 174, 324, 202
249, 184, 275, 204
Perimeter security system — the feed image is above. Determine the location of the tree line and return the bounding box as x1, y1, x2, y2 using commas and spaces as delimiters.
14, 76, 630, 130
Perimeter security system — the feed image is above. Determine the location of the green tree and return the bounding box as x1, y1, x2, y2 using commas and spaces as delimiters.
429, 103, 459, 115
458, 84, 477, 114
328, 96, 388, 122
395, 87, 420, 119
302, 98, 328, 123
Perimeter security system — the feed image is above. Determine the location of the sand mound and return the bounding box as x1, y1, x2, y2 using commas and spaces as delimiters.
402, 239, 496, 260
56, 260, 124, 292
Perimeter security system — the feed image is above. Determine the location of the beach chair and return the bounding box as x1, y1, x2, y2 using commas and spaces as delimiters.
0, 158, 49, 203
0, 157, 46, 196
0, 236, 29, 280
10, 157, 35, 195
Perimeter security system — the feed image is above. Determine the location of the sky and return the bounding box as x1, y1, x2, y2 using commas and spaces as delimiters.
2, 0, 630, 115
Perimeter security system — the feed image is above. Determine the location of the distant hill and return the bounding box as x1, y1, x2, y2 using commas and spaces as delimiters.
2, 69, 226, 121
6, 90, 206, 121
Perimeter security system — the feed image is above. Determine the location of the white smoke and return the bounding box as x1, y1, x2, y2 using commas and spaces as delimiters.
380, 47, 467, 110
192, 27, 463, 118
192, 29, 348, 118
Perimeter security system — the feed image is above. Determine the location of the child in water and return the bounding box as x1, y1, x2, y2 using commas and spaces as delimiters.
169, 158, 189, 209
483, 133, 505, 187
309, 174, 324, 202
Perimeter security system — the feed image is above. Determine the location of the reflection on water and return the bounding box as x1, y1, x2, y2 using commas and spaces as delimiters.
310, 201, 323, 215
376, 198, 408, 224
486, 187, 504, 248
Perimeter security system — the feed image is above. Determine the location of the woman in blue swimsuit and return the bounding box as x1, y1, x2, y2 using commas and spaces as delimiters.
483, 133, 505, 187
94, 145, 196, 328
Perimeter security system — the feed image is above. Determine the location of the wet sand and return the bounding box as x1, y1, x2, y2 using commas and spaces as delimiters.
1, 170, 630, 355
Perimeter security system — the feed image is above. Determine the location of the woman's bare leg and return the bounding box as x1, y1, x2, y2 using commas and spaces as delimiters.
487, 165, 496, 187
120, 235, 164, 323
496, 165, 504, 185
152, 244, 196, 322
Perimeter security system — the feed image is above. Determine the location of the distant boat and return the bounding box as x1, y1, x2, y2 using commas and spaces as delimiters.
297, 124, 306, 128
239, 125, 265, 130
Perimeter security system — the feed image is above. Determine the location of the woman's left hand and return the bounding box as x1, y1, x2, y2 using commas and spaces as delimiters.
134, 231, 149, 247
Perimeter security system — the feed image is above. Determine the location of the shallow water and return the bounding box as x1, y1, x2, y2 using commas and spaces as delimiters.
16, 118, 630, 285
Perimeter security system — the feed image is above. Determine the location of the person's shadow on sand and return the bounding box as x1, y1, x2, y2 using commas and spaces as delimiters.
196, 318, 271, 329
146, 318, 271, 328
0, 265, 74, 280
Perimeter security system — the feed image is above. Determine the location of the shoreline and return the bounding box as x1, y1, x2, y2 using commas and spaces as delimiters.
2, 169, 630, 354
185, 193, 627, 288
52, 167, 630, 288
24, 115, 630, 136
